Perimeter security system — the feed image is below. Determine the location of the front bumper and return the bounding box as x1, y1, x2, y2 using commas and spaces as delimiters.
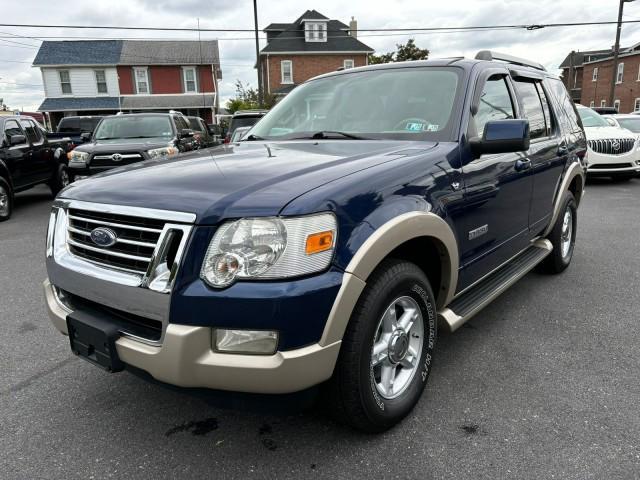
586, 148, 640, 174
44, 279, 342, 394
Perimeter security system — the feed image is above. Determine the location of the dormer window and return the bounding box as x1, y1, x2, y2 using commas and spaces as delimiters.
305, 21, 327, 42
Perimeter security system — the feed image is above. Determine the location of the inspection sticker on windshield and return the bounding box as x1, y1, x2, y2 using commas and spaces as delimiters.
404, 122, 439, 132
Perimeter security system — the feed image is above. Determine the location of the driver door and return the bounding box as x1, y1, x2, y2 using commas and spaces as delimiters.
456, 74, 534, 290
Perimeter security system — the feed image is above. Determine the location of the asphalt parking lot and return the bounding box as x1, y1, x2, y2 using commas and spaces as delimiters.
1, 180, 639, 480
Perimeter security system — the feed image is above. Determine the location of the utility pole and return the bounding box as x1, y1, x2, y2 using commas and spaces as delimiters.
253, 0, 263, 107
609, 0, 635, 107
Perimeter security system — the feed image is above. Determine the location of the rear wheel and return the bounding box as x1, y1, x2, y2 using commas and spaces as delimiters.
49, 164, 71, 196
0, 177, 13, 222
539, 191, 577, 274
326, 259, 437, 432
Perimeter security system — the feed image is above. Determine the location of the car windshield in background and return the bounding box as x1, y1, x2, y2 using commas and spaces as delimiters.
616, 117, 640, 133
577, 107, 609, 128
230, 116, 262, 132
94, 116, 174, 140
250, 67, 462, 141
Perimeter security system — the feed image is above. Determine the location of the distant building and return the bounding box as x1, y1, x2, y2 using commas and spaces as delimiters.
32, 40, 222, 128
259, 10, 374, 97
560, 43, 640, 113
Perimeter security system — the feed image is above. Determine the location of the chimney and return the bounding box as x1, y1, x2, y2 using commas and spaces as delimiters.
349, 16, 357, 38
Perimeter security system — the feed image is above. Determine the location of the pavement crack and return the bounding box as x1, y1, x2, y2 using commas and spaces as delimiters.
1, 357, 76, 397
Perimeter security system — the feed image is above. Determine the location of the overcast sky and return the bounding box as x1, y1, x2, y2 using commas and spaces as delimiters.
2, 0, 640, 111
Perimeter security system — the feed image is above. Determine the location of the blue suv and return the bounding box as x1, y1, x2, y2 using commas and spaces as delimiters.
44, 51, 587, 432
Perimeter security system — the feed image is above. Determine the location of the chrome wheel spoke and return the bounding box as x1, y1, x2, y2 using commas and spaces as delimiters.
397, 308, 417, 332
382, 307, 396, 333
380, 363, 396, 395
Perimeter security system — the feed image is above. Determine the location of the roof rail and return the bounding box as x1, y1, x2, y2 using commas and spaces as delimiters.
475, 50, 546, 71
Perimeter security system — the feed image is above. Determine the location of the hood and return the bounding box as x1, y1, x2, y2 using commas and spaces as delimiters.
60, 140, 438, 224
583, 125, 638, 140
76, 136, 173, 153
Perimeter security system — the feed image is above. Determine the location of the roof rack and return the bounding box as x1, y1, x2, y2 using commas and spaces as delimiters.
475, 50, 546, 71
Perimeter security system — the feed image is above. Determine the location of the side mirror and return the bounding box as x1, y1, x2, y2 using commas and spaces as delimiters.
10, 134, 26, 146
180, 129, 194, 138
469, 119, 530, 159
605, 118, 616, 127
80, 132, 92, 141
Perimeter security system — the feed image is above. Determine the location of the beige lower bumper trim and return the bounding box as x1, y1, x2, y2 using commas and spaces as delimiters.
44, 279, 341, 394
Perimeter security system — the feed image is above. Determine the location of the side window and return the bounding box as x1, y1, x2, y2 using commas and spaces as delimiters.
28, 120, 43, 143
473, 76, 515, 136
173, 116, 188, 131
546, 78, 582, 131
4, 120, 25, 145
535, 83, 555, 137
513, 80, 546, 140
20, 119, 42, 144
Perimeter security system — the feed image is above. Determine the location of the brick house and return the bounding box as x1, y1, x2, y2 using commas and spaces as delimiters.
33, 40, 222, 128
259, 10, 374, 97
559, 44, 640, 113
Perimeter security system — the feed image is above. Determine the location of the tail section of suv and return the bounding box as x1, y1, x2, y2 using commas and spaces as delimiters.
44, 52, 586, 432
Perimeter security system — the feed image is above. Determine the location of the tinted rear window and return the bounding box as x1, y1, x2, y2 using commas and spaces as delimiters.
58, 117, 80, 132
229, 116, 261, 133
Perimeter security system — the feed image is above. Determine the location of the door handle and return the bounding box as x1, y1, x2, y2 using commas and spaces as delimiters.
515, 158, 531, 171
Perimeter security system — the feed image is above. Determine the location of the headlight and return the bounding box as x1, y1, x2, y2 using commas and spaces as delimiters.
147, 145, 179, 159
67, 150, 89, 166
201, 213, 337, 288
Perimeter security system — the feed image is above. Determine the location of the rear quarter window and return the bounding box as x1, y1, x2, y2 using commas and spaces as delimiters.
545, 78, 583, 133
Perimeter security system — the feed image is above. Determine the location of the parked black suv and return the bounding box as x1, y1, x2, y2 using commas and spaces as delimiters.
67, 112, 194, 178
224, 110, 267, 143
0, 115, 71, 221
186, 116, 217, 149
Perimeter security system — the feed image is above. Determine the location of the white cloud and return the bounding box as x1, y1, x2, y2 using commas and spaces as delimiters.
1, 0, 640, 111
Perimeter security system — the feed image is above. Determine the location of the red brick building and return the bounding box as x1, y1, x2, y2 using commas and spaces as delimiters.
560, 44, 640, 113
259, 10, 374, 97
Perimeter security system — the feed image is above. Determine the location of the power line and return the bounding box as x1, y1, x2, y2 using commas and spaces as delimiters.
2, 19, 640, 33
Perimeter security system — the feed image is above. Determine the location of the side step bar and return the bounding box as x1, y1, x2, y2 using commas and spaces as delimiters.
438, 239, 553, 332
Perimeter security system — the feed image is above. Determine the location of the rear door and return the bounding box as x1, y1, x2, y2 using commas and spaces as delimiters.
21, 119, 52, 182
2, 119, 33, 189
511, 76, 565, 234
457, 72, 534, 289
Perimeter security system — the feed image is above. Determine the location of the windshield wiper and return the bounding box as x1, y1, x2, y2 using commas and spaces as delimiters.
290, 131, 369, 140
245, 134, 265, 141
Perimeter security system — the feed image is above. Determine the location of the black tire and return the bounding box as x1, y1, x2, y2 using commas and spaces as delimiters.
0, 177, 13, 222
49, 164, 71, 196
539, 191, 577, 274
325, 259, 437, 433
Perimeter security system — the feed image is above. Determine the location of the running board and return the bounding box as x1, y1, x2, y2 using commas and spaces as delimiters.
438, 239, 553, 332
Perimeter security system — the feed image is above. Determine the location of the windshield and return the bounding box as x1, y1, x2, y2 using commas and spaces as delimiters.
616, 117, 640, 133
577, 107, 609, 128
229, 116, 262, 133
94, 116, 174, 140
250, 67, 462, 141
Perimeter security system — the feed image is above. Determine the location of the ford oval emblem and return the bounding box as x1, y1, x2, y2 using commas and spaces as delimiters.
90, 227, 118, 248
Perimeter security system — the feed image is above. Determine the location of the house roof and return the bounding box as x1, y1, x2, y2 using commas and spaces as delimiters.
38, 96, 121, 112
32, 40, 220, 66
33, 41, 123, 66
559, 48, 621, 69
119, 41, 220, 65
261, 10, 372, 54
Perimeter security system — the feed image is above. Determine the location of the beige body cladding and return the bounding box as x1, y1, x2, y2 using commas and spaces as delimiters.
44, 164, 584, 394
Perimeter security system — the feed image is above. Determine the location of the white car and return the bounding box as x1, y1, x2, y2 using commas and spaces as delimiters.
602, 113, 640, 134
577, 105, 640, 180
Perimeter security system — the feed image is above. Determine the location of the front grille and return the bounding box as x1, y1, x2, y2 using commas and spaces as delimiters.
587, 138, 635, 155
91, 153, 144, 167
66, 208, 165, 275
589, 163, 633, 170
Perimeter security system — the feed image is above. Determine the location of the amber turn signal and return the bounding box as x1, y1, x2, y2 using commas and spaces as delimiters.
305, 230, 334, 255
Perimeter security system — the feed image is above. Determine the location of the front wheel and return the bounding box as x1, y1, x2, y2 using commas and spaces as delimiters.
49, 164, 71, 196
539, 191, 577, 274
326, 259, 437, 432
0, 177, 13, 222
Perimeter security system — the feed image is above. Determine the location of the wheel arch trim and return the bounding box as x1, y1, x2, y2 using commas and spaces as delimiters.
544, 162, 585, 237
319, 211, 459, 346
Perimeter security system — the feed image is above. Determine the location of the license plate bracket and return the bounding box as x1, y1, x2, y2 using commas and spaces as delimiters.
67, 310, 125, 373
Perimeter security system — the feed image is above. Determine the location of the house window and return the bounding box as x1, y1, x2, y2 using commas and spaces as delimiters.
134, 67, 149, 94
58, 70, 72, 95
305, 22, 327, 42
281, 60, 293, 84
183, 67, 198, 93
614, 99, 621, 112
589, 100, 595, 108
592, 67, 598, 82
95, 70, 107, 94
601, 99, 607, 107
343, 59, 354, 69
616, 62, 624, 84
634, 98, 640, 111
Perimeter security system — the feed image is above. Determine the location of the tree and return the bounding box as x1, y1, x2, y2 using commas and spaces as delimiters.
225, 80, 276, 113
368, 39, 429, 65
